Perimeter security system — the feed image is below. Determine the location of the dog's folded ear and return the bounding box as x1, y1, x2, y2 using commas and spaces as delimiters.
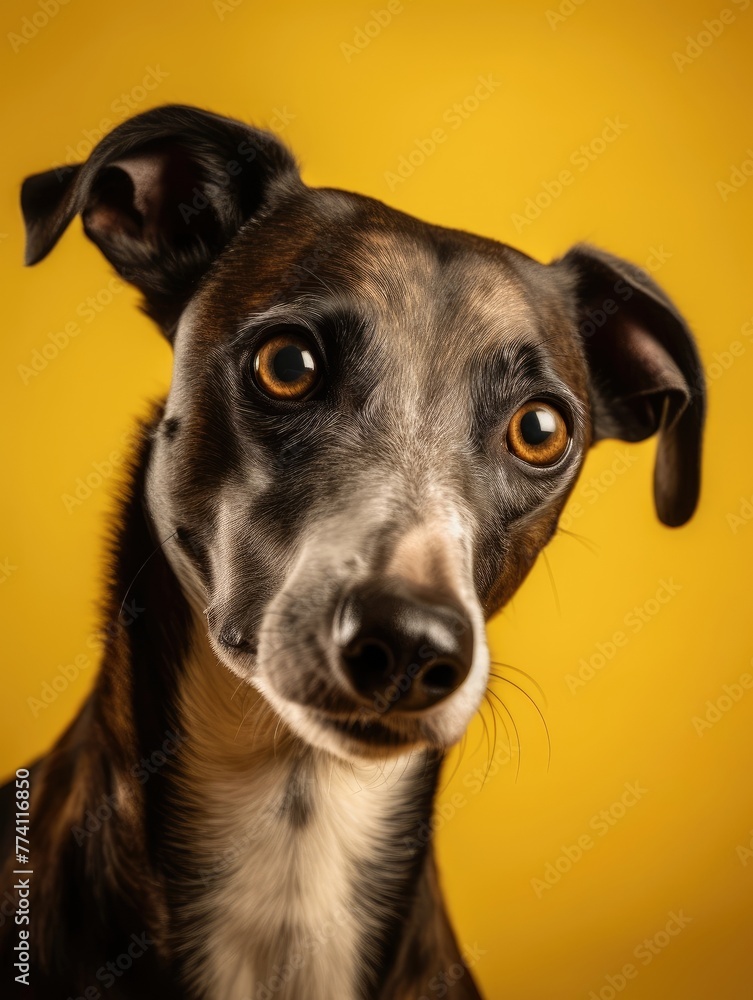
556, 244, 705, 527
20, 104, 301, 336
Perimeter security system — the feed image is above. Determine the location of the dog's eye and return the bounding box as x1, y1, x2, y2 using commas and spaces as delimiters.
253, 329, 321, 400
506, 401, 569, 466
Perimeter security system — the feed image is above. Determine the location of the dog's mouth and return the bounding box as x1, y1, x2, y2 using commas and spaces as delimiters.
253, 671, 446, 760
317, 709, 424, 750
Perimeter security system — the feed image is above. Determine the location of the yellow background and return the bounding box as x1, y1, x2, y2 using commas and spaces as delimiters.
1, 1, 751, 996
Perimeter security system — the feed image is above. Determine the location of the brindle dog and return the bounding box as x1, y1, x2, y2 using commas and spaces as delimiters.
0, 105, 704, 999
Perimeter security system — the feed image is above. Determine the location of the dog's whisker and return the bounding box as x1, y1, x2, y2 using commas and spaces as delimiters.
247, 699, 271, 753
489, 670, 546, 711
485, 687, 522, 782
440, 729, 467, 794
485, 692, 499, 781
490, 675, 551, 770
489, 661, 548, 706
476, 705, 493, 789
272, 716, 284, 755
556, 526, 600, 554
541, 549, 561, 615
116, 528, 178, 623
478, 696, 496, 788
230, 678, 247, 702
469, 704, 489, 758
397, 748, 414, 787
233, 692, 258, 744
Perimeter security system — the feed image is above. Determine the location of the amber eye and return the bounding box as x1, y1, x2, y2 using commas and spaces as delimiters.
253, 329, 320, 400
506, 401, 569, 466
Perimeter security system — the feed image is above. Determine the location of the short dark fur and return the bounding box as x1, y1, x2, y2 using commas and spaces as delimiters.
1, 105, 705, 999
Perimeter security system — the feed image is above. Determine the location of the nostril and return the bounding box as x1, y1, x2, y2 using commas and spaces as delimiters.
335, 582, 474, 711
421, 661, 461, 695
344, 639, 394, 696
357, 640, 392, 674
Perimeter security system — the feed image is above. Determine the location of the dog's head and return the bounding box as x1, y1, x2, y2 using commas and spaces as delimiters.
22, 105, 705, 761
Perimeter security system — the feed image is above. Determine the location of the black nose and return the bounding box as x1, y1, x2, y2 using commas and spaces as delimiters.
334, 581, 474, 713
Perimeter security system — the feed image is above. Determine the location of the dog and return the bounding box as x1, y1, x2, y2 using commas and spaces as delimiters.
0, 104, 705, 999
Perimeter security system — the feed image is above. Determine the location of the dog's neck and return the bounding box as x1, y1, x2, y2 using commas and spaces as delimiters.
18, 418, 469, 999
173, 626, 435, 999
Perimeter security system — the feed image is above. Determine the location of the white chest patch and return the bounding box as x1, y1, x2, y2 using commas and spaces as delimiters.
175, 646, 424, 1000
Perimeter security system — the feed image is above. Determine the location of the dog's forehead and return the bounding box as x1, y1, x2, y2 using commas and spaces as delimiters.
323, 225, 536, 347
189, 189, 581, 381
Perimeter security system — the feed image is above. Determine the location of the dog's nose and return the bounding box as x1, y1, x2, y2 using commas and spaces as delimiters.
334, 581, 473, 712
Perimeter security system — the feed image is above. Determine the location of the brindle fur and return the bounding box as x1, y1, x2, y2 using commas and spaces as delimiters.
0, 105, 704, 998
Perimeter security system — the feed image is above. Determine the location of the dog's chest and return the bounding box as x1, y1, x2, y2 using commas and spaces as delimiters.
183, 754, 417, 1000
